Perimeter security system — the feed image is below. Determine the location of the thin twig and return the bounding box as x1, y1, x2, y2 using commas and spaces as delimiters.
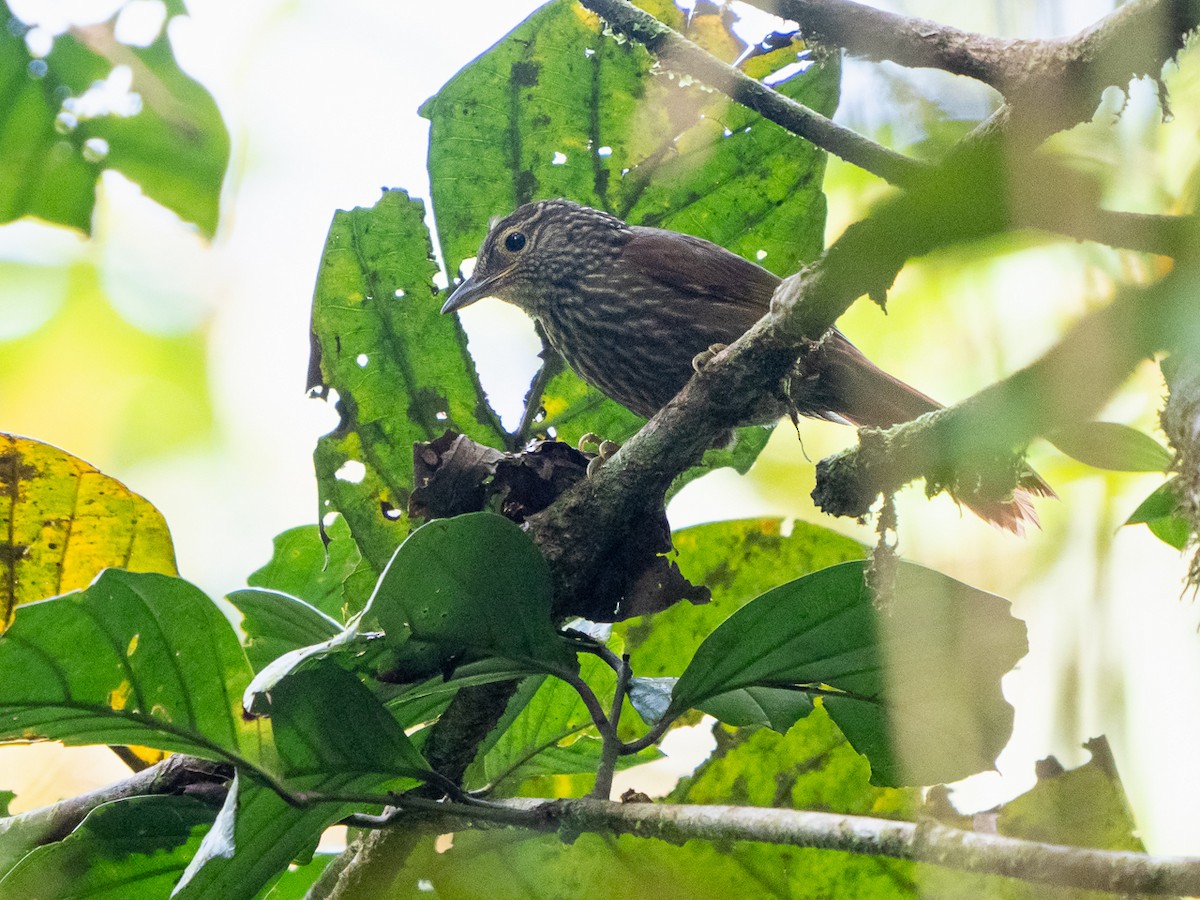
589, 653, 631, 799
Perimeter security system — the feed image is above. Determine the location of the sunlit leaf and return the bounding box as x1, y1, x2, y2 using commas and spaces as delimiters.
669, 561, 1026, 786
422, 0, 836, 474
0, 433, 176, 631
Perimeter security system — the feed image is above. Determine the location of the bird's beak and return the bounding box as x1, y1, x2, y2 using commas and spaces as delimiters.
441, 273, 498, 314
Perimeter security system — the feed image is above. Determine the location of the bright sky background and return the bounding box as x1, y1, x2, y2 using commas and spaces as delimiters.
4, 0, 1200, 858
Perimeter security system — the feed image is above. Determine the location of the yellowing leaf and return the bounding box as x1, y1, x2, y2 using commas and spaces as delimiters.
0, 434, 176, 631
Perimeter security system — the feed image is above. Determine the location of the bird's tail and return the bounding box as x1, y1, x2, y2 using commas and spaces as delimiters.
795, 330, 1054, 533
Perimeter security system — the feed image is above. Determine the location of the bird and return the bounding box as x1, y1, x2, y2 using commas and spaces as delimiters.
441, 198, 1052, 531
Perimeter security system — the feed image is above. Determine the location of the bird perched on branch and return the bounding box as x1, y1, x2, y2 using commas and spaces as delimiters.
442, 198, 1051, 531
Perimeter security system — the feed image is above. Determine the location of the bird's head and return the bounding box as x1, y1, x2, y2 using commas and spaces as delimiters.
441, 198, 625, 317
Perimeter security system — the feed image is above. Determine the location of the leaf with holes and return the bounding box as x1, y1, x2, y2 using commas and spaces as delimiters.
423, 0, 836, 464
309, 190, 508, 572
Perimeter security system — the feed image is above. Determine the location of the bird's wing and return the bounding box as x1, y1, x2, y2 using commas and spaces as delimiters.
622, 226, 781, 318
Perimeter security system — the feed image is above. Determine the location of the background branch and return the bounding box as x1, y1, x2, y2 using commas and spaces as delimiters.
390, 795, 1200, 896
814, 256, 1200, 518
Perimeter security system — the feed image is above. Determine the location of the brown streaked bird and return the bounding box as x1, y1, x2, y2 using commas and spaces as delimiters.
442, 198, 1052, 532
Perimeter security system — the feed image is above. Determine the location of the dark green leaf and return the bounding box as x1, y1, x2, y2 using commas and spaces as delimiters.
670, 561, 1026, 786
267, 664, 430, 780
225, 589, 343, 672
0, 6, 227, 234
309, 190, 507, 571
246, 518, 364, 622
0, 796, 213, 898
0, 569, 266, 763
1047, 421, 1172, 472
0, 790, 12, 817
467, 659, 657, 794
176, 669, 428, 900
371, 513, 577, 675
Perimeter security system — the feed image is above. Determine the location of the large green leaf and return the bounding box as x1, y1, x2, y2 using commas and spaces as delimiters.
0, 569, 267, 764
670, 561, 1026, 786
371, 512, 577, 676
0, 3, 227, 235
619, 518, 864, 678
0, 796, 213, 898
309, 189, 507, 572
423, 0, 837, 460
0, 433, 176, 631
177, 666, 427, 898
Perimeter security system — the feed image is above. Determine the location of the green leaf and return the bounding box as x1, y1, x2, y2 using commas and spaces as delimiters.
0, 5, 228, 235
670, 561, 1026, 786
0, 790, 12, 817
1124, 478, 1191, 550
225, 589, 344, 673
697, 685, 814, 732
423, 0, 836, 475
174, 772, 390, 900
246, 517, 364, 622
0, 796, 213, 898
309, 189, 507, 571
0, 569, 266, 764
998, 738, 1142, 852
371, 513, 577, 675
619, 518, 864, 679
0, 433, 177, 631
180, 667, 427, 897
467, 660, 658, 795
1047, 421, 1173, 472
424, 1, 836, 280
268, 664, 430, 781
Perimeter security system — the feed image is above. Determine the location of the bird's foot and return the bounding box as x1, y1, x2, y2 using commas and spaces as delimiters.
692, 343, 728, 374
577, 432, 621, 478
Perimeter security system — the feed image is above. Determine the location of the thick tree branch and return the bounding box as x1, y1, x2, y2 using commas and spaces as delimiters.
0, 755, 228, 857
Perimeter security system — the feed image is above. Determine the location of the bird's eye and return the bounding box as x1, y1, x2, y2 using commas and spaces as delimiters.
504, 231, 527, 253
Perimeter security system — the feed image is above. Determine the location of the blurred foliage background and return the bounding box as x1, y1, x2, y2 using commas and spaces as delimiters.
2, 0, 1198, 855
